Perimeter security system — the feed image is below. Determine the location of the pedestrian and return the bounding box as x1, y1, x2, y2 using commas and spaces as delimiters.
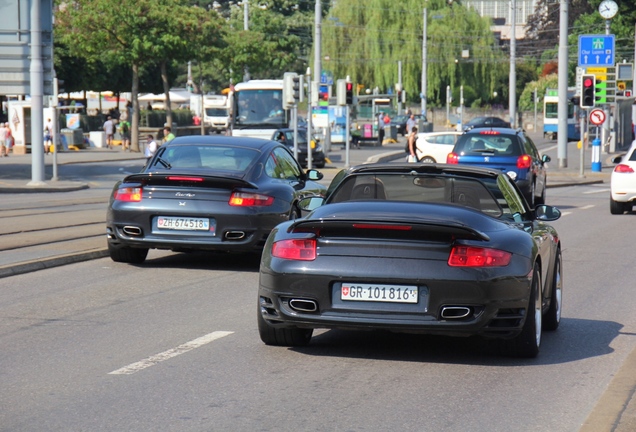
118, 118, 131, 151
5, 122, 12, 156
103, 116, 114, 149
0, 122, 7, 157
163, 126, 175, 143
377, 111, 385, 146
145, 134, 158, 160
43, 118, 53, 154
147, 101, 153, 111
406, 114, 417, 135
407, 126, 418, 163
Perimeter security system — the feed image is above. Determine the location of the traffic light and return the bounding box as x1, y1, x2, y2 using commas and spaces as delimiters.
595, 77, 607, 104
292, 75, 301, 101
336, 79, 347, 106
580, 74, 596, 108
283, 72, 297, 108
345, 82, 353, 105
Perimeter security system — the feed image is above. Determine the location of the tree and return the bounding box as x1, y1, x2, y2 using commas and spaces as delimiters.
320, 0, 506, 108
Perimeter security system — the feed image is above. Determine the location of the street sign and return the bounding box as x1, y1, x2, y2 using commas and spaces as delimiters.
578, 34, 615, 67
587, 66, 616, 104
589, 108, 606, 125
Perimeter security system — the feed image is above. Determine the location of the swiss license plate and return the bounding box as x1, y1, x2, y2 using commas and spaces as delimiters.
341, 283, 418, 304
157, 216, 211, 231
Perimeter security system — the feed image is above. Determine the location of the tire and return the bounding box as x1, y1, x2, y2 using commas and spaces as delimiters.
610, 197, 625, 214
419, 156, 436, 163
257, 306, 313, 346
288, 206, 300, 221
543, 249, 562, 331
501, 264, 542, 358
108, 242, 149, 264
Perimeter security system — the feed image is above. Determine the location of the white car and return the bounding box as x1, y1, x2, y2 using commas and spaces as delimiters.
415, 131, 462, 163
610, 140, 636, 214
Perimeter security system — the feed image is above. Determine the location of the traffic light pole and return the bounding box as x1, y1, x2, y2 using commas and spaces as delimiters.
580, 111, 586, 178
345, 105, 351, 169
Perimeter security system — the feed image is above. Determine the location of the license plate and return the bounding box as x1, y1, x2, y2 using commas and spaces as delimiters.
341, 283, 418, 304
157, 216, 211, 231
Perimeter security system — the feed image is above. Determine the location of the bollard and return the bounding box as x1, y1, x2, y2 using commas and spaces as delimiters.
591, 137, 602, 172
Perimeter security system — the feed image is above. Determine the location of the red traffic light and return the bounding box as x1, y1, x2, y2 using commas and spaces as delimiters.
346, 82, 353, 91
583, 78, 594, 88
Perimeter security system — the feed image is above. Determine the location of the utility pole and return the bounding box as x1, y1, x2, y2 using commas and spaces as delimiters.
421, 7, 427, 116
398, 60, 402, 115
29, 0, 45, 185
557, 0, 569, 167
243, 0, 250, 82
509, 0, 517, 128
313, 0, 322, 86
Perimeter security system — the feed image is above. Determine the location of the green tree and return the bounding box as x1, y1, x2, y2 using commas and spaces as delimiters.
321, 0, 505, 108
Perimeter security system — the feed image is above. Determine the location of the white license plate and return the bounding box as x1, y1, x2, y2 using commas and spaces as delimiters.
341, 283, 418, 304
157, 216, 211, 231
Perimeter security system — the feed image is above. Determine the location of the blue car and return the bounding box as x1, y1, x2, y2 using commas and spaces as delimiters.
447, 128, 550, 207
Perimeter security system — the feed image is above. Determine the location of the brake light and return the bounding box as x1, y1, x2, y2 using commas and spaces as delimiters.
167, 176, 204, 182
517, 154, 532, 169
447, 153, 459, 164
614, 164, 634, 173
114, 187, 142, 202
353, 223, 412, 231
229, 191, 274, 206
479, 130, 500, 135
272, 239, 317, 260
448, 246, 511, 267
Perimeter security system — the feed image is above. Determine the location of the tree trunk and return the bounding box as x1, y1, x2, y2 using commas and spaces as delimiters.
161, 61, 172, 130
131, 63, 140, 152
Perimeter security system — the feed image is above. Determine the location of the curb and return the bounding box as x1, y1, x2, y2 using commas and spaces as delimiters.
0, 248, 109, 279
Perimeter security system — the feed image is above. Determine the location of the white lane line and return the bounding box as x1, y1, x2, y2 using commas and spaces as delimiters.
584, 188, 610, 194
109, 331, 234, 375
580, 205, 595, 210
561, 211, 572, 217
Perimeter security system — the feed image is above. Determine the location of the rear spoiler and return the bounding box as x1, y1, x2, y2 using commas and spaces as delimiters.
121, 173, 258, 190
288, 218, 490, 242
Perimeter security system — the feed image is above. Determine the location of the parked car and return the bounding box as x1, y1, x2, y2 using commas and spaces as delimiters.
610, 140, 636, 214
106, 136, 326, 264
463, 116, 511, 131
257, 163, 563, 358
272, 128, 326, 168
415, 131, 462, 163
446, 128, 550, 207
391, 114, 426, 136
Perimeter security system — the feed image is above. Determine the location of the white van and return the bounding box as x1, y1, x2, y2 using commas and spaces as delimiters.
203, 95, 229, 133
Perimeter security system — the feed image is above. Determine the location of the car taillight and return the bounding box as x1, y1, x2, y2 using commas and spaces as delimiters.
614, 164, 634, 173
167, 176, 204, 182
448, 246, 511, 267
272, 239, 316, 260
447, 153, 459, 164
517, 154, 532, 169
114, 187, 142, 202
229, 191, 274, 206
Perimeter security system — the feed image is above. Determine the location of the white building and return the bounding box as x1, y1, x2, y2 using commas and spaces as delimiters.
464, 0, 539, 40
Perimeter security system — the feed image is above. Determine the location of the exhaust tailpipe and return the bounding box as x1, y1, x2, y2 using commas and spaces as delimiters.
225, 231, 246, 240
440, 306, 472, 320
123, 226, 142, 236
289, 299, 318, 313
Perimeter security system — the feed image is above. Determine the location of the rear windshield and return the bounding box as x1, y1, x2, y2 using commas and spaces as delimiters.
152, 145, 259, 171
328, 174, 504, 218
454, 133, 521, 156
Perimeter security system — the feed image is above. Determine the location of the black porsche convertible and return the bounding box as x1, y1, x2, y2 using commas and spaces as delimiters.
257, 164, 563, 358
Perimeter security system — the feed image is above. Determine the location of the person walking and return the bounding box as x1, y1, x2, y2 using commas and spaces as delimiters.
145, 134, 158, 160
406, 114, 417, 135
377, 111, 385, 146
5, 122, 12, 156
103, 116, 114, 149
43, 118, 53, 154
118, 118, 131, 151
407, 126, 418, 163
0, 122, 7, 157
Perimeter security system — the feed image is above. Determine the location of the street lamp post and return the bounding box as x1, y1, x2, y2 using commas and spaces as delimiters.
243, 0, 250, 81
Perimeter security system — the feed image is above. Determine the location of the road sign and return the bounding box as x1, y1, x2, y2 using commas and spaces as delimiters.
587, 66, 616, 104
578, 34, 615, 67
589, 108, 606, 125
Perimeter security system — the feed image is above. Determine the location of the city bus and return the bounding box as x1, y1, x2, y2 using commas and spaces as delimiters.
228, 80, 290, 140
543, 88, 581, 141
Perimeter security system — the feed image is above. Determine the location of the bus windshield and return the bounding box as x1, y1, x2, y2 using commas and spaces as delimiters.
235, 89, 287, 128
545, 101, 574, 119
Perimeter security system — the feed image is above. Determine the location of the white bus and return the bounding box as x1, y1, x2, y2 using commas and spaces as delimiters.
229, 80, 290, 140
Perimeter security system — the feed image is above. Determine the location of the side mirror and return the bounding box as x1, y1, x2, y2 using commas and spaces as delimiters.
298, 196, 325, 212
542, 154, 551, 163
306, 169, 323, 181
535, 205, 561, 221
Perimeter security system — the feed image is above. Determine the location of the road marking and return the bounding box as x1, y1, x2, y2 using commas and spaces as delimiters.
580, 205, 595, 210
561, 211, 572, 217
108, 330, 234, 375
584, 188, 610, 194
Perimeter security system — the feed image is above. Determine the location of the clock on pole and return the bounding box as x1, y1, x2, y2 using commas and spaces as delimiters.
599, 0, 618, 19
